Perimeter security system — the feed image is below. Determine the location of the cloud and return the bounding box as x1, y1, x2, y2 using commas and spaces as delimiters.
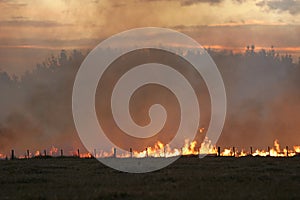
180, 0, 223, 6
232, 0, 247, 3
10, 16, 26, 20
0, 20, 73, 27
0, 0, 27, 7
0, 0, 13, 3
256, 0, 300, 15
170, 24, 300, 48
136, 0, 223, 6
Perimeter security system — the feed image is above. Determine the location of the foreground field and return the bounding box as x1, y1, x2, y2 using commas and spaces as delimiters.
0, 156, 299, 200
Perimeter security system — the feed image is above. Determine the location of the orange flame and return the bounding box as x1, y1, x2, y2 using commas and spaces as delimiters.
49, 146, 58, 156
1, 137, 299, 159
35, 150, 41, 157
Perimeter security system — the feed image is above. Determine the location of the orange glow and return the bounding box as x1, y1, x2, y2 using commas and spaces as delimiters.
294, 146, 300, 153
199, 128, 205, 133
203, 45, 300, 56
89, 138, 299, 159
1, 138, 299, 159
35, 150, 41, 157
49, 146, 58, 156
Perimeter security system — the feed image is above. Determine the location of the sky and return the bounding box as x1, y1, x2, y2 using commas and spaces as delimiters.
0, 0, 299, 75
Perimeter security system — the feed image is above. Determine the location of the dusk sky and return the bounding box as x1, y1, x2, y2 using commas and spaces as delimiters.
0, 0, 299, 75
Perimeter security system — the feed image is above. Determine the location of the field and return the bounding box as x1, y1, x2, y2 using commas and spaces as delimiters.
0, 156, 300, 200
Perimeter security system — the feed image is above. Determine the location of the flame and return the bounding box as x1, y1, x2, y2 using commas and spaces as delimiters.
219, 140, 298, 157
1, 137, 299, 159
0, 153, 6, 159
294, 146, 300, 153
132, 139, 200, 158
90, 138, 298, 158
79, 152, 92, 158
35, 150, 41, 157
49, 146, 58, 156
199, 137, 216, 154
221, 148, 232, 156
199, 128, 205, 133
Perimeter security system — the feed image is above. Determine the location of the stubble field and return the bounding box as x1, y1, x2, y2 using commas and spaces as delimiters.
0, 156, 300, 200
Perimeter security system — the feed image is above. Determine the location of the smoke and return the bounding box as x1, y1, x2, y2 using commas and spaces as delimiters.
214, 48, 300, 149
0, 47, 299, 156
0, 50, 85, 155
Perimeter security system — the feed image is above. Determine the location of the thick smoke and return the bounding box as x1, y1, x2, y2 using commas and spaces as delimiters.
0, 47, 299, 156
212, 47, 300, 149
0, 50, 85, 156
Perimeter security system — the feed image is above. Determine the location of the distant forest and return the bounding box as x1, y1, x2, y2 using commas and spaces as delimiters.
1, 46, 299, 89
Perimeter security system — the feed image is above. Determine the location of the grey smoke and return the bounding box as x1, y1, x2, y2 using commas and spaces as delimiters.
0, 47, 299, 156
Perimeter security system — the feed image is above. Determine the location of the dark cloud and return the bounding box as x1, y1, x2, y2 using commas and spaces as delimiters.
256, 0, 300, 15
0, 38, 101, 47
180, 0, 223, 6
0, 0, 27, 7
112, 3, 126, 7
0, 20, 73, 27
10, 16, 27, 20
136, 0, 223, 6
0, 0, 13, 3
232, 0, 247, 3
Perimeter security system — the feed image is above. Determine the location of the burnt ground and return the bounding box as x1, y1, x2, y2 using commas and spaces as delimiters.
0, 156, 299, 200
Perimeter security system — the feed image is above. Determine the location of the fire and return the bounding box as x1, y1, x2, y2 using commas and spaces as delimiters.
1, 137, 299, 159
90, 140, 200, 158
199, 137, 217, 154
79, 152, 92, 158
221, 148, 232, 156
49, 146, 58, 156
35, 150, 41, 157
294, 146, 300, 153
90, 138, 300, 158
218, 140, 299, 157
130, 139, 200, 158
252, 149, 268, 157
0, 153, 6, 159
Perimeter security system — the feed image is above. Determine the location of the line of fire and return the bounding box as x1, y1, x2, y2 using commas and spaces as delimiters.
3, 136, 300, 160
